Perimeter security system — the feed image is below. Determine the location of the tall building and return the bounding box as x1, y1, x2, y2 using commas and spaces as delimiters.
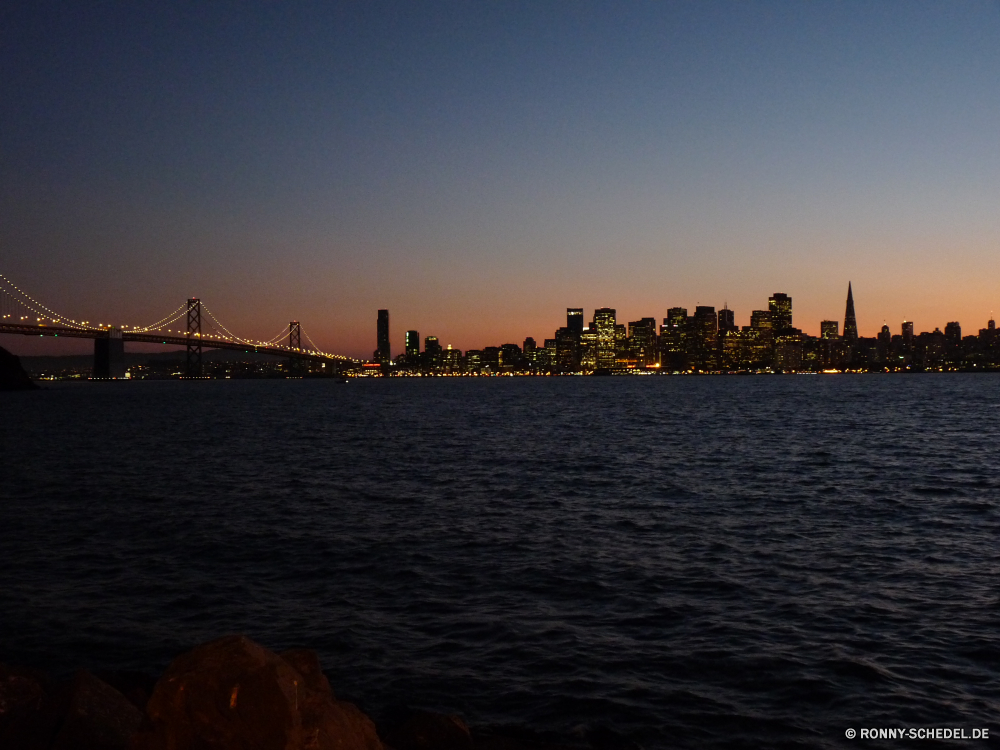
692, 306, 718, 370
555, 327, 579, 371
718, 305, 736, 334
843, 282, 858, 342
769, 293, 792, 334
376, 309, 390, 365
405, 330, 420, 359
821, 320, 839, 339
660, 307, 690, 370
628, 318, 657, 367
902, 321, 914, 343
593, 308, 617, 370
424, 336, 442, 369
567, 308, 584, 336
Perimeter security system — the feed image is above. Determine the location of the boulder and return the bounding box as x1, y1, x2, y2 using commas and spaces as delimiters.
1, 667, 142, 750
50, 670, 144, 750
0, 346, 38, 391
0, 663, 48, 746
132, 635, 383, 750
382, 709, 474, 750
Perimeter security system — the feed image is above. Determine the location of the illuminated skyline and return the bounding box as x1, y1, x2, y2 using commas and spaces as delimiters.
3, 1, 999, 359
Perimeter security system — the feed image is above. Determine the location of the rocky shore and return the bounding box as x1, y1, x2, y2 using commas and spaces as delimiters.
0, 635, 619, 750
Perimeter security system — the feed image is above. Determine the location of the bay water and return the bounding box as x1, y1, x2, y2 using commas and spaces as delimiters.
2, 375, 998, 748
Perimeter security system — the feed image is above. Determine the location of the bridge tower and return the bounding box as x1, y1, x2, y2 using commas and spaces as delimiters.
93, 327, 125, 379
186, 298, 202, 378
288, 321, 302, 377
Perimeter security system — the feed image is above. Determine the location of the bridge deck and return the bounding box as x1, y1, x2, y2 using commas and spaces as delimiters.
0, 323, 355, 363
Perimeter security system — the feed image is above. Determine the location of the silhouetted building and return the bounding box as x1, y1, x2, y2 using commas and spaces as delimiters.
821, 321, 839, 339
543, 338, 557, 368
660, 307, 689, 370
405, 330, 420, 359
499, 343, 524, 371
750, 309, 774, 353
843, 283, 858, 342
555, 326, 579, 371
769, 293, 792, 335
692, 306, 717, 370
424, 336, 442, 369
567, 308, 584, 336
628, 318, 657, 368
718, 306, 736, 335
465, 350, 483, 372
376, 309, 390, 366
442, 345, 462, 373
481, 346, 501, 372
902, 321, 914, 344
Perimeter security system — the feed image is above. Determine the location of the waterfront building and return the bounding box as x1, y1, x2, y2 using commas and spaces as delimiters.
499, 343, 524, 371
405, 330, 420, 361
481, 346, 501, 373
376, 309, 390, 365
660, 307, 689, 370
594, 308, 617, 370
465, 349, 483, 373
442, 345, 462, 373
843, 283, 858, 342
567, 308, 584, 336
424, 336, 442, 370
543, 338, 557, 368
821, 321, 839, 339
718, 306, 736, 335
628, 318, 658, 368
769, 293, 793, 335
691, 306, 718, 370
580, 326, 599, 371
555, 326, 579, 372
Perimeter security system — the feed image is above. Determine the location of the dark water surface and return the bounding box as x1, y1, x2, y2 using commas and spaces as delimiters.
2, 376, 999, 748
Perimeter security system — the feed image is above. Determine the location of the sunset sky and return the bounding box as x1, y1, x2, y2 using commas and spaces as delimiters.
3, 1, 999, 358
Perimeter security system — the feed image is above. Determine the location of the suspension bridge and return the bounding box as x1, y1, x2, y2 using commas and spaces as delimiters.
0, 273, 360, 378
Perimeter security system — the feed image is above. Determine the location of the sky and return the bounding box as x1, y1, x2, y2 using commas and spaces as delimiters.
3, 1, 999, 358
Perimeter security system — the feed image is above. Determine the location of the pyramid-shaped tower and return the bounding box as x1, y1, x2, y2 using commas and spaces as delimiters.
843, 282, 858, 342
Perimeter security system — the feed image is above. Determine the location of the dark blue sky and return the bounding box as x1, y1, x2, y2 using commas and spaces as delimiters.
3, 1, 999, 356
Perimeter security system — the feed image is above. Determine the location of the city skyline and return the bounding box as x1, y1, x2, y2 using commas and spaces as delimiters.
2, 270, 996, 362
365, 283, 998, 374
3, 3, 999, 359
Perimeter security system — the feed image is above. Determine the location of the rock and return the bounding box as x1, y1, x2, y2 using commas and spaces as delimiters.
1, 668, 141, 750
94, 671, 157, 713
50, 670, 144, 750
382, 709, 474, 750
0, 346, 38, 391
279, 649, 335, 701
132, 634, 383, 750
0, 663, 49, 746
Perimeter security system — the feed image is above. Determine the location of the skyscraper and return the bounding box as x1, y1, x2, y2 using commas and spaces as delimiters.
692, 306, 718, 370
718, 305, 736, 334
593, 308, 617, 370
405, 330, 420, 359
843, 282, 858, 342
768, 293, 792, 334
424, 336, 442, 369
567, 308, 584, 336
376, 309, 390, 365
821, 320, 839, 339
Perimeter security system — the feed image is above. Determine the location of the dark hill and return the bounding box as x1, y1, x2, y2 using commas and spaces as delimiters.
0, 346, 39, 391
